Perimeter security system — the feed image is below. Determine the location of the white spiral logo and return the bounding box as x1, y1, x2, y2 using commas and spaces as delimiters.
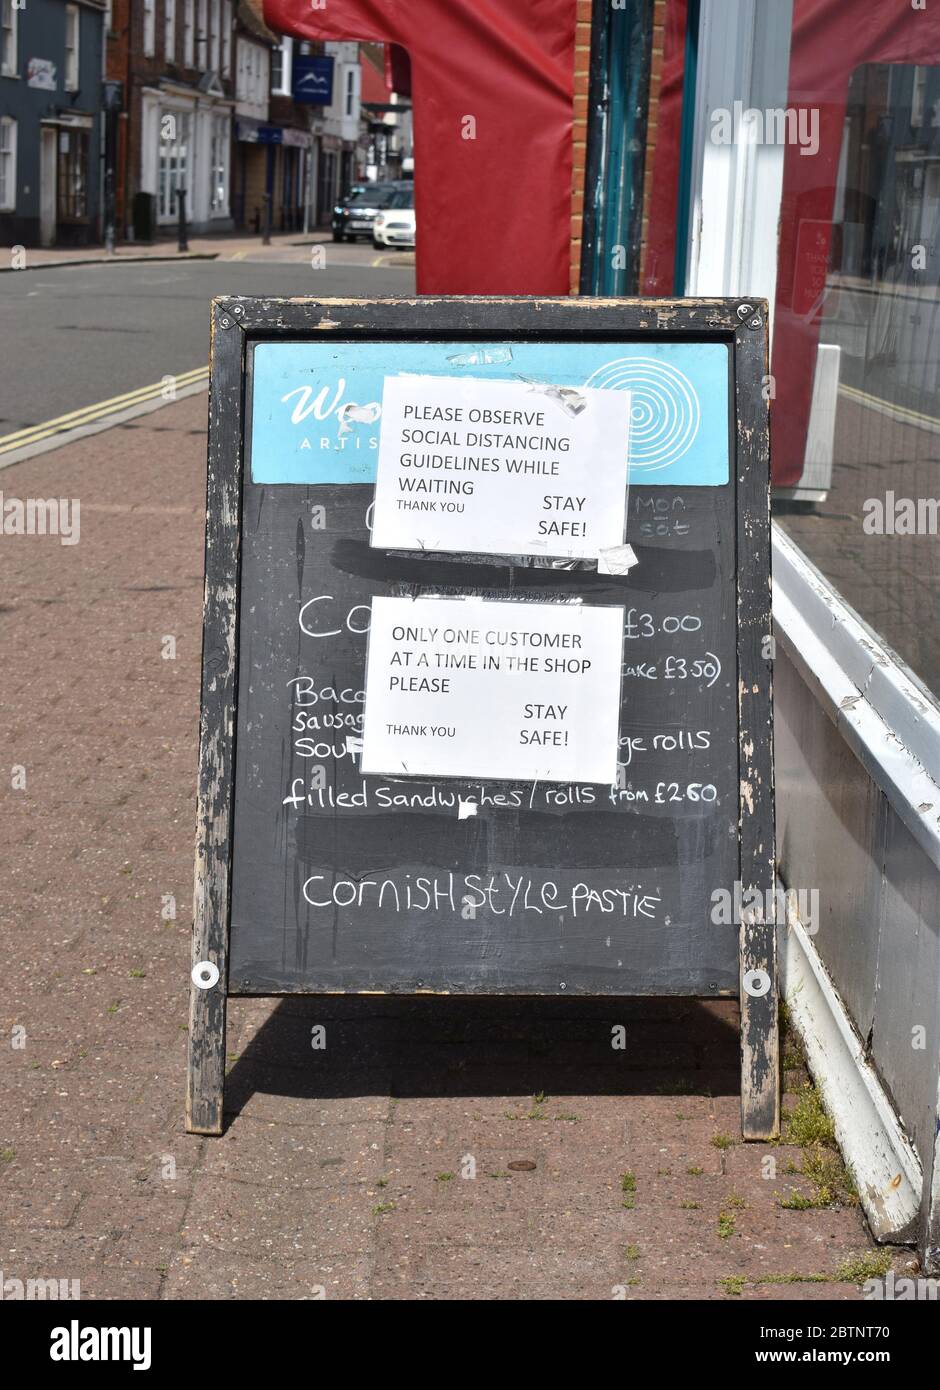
584, 356, 701, 473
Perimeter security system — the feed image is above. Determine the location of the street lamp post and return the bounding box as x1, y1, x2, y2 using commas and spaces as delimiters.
101, 79, 123, 255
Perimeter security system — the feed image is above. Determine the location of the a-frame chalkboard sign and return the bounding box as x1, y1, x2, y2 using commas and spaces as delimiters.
186, 296, 776, 1139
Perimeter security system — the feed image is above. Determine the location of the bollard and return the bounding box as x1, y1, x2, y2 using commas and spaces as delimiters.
177, 186, 189, 253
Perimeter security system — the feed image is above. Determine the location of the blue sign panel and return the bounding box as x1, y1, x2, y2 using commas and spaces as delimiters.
292, 54, 334, 104
249, 339, 731, 487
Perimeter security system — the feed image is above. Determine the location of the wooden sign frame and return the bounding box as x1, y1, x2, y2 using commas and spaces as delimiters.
186, 296, 775, 1140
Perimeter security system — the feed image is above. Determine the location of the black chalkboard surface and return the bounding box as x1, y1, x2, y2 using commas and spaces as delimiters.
187, 297, 774, 1141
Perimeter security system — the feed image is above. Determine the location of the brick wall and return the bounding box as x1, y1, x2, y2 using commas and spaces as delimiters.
569, 0, 593, 294
570, 0, 675, 296
638, 0, 669, 290
106, 0, 237, 234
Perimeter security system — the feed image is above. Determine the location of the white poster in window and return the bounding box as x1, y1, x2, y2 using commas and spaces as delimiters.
27, 59, 57, 91
360, 595, 625, 784
370, 374, 631, 560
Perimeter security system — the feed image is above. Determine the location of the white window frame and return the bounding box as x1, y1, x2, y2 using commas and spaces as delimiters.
165, 0, 176, 63
1, 0, 17, 79
209, 110, 229, 215
197, 0, 207, 69
143, 0, 155, 57
236, 39, 266, 110
684, 0, 794, 342
64, 4, 80, 91
209, 0, 219, 72
156, 104, 193, 223
0, 115, 16, 210
221, 0, 231, 77
345, 65, 356, 118
183, 0, 194, 66
271, 35, 293, 96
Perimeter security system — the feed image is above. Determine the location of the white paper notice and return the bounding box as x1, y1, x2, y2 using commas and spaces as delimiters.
360, 595, 625, 784
370, 375, 631, 559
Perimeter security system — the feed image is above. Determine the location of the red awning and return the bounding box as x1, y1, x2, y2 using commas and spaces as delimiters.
264, 0, 576, 294
360, 46, 389, 105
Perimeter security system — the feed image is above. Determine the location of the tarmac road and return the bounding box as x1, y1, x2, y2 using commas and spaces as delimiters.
0, 251, 415, 437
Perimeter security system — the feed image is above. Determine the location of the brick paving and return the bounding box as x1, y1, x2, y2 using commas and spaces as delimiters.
0, 394, 892, 1300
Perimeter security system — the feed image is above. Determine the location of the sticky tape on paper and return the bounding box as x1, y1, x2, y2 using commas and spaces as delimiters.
337, 402, 382, 437
446, 347, 514, 367
515, 373, 588, 417
597, 543, 638, 575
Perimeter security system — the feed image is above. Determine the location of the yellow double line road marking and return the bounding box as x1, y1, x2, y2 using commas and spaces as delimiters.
0, 365, 210, 455
839, 382, 940, 433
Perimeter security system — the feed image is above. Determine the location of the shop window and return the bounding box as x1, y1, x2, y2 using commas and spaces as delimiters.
641, 1, 940, 702
775, 55, 940, 698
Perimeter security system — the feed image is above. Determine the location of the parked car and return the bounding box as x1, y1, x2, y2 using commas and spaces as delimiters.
372, 188, 416, 249
332, 184, 399, 242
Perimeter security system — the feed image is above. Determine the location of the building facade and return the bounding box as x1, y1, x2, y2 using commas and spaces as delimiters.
255, 26, 315, 233
0, 0, 106, 248
231, 0, 273, 231
359, 41, 413, 184
232, 7, 361, 234
309, 39, 362, 224
107, 0, 236, 239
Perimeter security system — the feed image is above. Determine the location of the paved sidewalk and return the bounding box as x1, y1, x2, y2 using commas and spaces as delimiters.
0, 229, 375, 273
0, 395, 898, 1300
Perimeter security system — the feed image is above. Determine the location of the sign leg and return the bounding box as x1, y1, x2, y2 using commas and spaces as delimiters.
187, 300, 242, 1135
186, 956, 227, 1135
739, 917, 780, 1139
